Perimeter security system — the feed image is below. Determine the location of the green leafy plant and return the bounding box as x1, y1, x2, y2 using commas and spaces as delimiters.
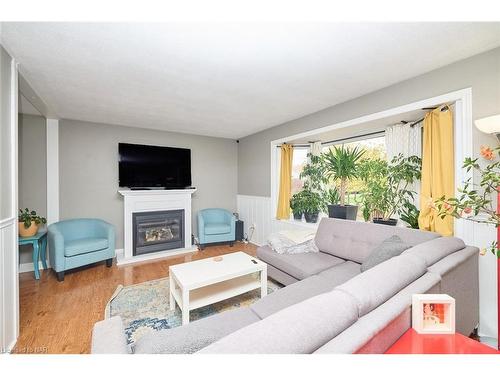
299, 153, 328, 193
18, 208, 47, 229
323, 145, 365, 205
399, 202, 420, 229
300, 188, 324, 214
290, 191, 305, 215
436, 145, 499, 257
358, 154, 421, 221
324, 186, 340, 206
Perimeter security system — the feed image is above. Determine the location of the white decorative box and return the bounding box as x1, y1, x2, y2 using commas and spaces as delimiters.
412, 294, 455, 334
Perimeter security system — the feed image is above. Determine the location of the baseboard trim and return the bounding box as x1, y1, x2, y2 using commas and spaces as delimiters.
6, 338, 17, 354
18, 261, 50, 273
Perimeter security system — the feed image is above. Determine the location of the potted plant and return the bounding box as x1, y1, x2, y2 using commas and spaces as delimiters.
301, 188, 323, 223
290, 191, 305, 220
359, 154, 421, 225
323, 186, 340, 212
399, 202, 420, 229
323, 145, 365, 220
18, 208, 47, 237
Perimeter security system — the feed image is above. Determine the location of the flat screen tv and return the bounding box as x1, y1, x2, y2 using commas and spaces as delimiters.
118, 143, 191, 189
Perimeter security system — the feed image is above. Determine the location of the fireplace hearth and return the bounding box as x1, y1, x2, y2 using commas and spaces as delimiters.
133, 210, 185, 256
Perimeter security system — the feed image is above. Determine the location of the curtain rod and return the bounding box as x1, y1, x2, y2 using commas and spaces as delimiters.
276, 130, 385, 148
409, 104, 451, 128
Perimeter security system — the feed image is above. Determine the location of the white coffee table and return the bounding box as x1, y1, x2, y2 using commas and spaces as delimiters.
169, 251, 267, 325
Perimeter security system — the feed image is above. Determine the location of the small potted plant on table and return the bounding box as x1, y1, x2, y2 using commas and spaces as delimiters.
18, 208, 47, 237
323, 145, 365, 220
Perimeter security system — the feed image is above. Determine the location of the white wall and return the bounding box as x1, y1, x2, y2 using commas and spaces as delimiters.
0, 45, 19, 352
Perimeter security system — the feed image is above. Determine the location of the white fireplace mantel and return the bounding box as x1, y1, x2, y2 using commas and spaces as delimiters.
117, 188, 197, 265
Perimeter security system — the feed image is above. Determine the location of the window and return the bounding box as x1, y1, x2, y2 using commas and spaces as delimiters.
291, 147, 308, 195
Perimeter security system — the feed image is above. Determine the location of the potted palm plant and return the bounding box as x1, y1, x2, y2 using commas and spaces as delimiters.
323, 145, 365, 220
18, 208, 47, 237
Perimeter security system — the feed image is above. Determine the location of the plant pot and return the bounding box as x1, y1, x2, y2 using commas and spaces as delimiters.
328, 204, 358, 220
372, 218, 398, 226
293, 212, 303, 220
304, 212, 319, 223
18, 222, 38, 237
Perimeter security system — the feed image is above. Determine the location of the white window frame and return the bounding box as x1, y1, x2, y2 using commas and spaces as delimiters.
270, 88, 473, 243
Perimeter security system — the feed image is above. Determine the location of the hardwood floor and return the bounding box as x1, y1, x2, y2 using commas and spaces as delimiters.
13, 242, 257, 354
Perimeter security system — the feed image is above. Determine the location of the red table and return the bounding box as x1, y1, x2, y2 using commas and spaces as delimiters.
385, 329, 499, 354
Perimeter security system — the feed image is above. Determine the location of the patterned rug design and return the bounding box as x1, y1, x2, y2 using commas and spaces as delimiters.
105, 276, 281, 345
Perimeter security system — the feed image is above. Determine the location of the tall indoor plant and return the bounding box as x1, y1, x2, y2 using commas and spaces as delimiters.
323, 145, 365, 220
358, 154, 421, 225
298, 152, 329, 222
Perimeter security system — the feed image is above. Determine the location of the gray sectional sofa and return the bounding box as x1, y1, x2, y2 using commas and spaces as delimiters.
91, 218, 479, 354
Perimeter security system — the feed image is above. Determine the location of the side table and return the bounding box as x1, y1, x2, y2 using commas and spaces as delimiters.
19, 230, 48, 280
385, 328, 499, 354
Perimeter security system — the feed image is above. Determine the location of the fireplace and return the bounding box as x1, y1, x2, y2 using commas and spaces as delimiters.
132, 210, 185, 256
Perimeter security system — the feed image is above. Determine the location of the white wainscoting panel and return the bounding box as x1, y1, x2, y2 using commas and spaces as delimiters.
473, 221, 498, 340
236, 195, 272, 246
1, 218, 19, 352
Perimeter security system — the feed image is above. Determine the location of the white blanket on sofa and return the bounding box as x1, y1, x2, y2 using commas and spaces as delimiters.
267, 229, 318, 254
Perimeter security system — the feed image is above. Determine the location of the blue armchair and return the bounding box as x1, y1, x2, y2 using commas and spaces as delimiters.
197, 208, 236, 249
48, 218, 115, 281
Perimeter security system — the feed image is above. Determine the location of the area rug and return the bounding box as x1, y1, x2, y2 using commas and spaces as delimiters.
105, 277, 282, 345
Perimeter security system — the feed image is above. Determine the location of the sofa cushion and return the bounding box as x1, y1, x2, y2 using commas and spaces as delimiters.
314, 218, 440, 263
204, 223, 231, 235
198, 290, 358, 354
251, 261, 360, 319
360, 235, 411, 272
403, 236, 466, 267
91, 316, 131, 354
316, 260, 361, 283
257, 245, 345, 280
134, 307, 260, 354
335, 252, 427, 317
65, 237, 108, 257
314, 272, 441, 354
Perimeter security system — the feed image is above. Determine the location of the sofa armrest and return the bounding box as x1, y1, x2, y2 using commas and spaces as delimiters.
48, 224, 65, 271
102, 221, 116, 253
91, 316, 131, 354
197, 212, 206, 243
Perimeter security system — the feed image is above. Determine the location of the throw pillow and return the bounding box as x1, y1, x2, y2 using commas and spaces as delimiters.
360, 235, 411, 272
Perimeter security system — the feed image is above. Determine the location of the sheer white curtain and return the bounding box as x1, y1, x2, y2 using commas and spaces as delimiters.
385, 123, 422, 159
309, 141, 323, 156
385, 123, 422, 216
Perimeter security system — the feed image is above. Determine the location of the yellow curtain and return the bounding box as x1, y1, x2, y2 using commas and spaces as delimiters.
276, 144, 294, 220
418, 105, 454, 236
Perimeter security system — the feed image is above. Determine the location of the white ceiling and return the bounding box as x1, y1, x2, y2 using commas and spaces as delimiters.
2, 22, 500, 139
